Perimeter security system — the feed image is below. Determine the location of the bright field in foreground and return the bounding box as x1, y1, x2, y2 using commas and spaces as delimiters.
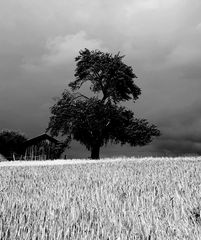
1, 157, 201, 239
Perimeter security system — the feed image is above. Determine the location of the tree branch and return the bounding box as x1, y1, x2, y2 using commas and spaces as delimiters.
73, 92, 90, 101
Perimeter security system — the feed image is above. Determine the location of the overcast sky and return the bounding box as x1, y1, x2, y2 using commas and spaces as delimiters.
0, 0, 201, 158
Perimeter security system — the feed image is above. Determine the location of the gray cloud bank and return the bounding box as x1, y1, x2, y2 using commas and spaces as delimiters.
0, 0, 201, 157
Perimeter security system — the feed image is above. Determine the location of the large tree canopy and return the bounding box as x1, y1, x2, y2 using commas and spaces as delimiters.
69, 48, 141, 103
47, 49, 160, 159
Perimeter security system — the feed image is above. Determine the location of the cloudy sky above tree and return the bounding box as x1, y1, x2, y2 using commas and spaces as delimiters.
0, 0, 201, 157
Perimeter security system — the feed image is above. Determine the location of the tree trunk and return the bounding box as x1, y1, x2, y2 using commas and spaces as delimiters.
91, 144, 100, 159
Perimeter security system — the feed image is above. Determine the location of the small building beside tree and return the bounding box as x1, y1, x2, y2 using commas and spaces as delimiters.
22, 133, 61, 160
0, 130, 65, 161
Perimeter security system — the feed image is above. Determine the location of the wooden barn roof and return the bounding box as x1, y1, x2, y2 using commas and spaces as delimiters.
23, 133, 59, 146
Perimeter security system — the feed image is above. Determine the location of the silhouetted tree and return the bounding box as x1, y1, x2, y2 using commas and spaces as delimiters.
0, 130, 27, 160
47, 49, 160, 159
51, 139, 70, 159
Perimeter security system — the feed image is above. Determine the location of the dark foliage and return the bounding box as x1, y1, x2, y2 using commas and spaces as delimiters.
69, 48, 141, 104
0, 130, 27, 160
47, 92, 160, 159
47, 49, 160, 159
53, 139, 70, 158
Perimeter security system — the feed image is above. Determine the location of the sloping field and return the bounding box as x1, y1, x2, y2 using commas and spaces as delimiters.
0, 157, 201, 239
0, 156, 201, 167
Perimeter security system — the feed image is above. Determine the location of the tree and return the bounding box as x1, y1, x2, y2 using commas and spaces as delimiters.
69, 48, 141, 104
0, 130, 27, 160
47, 49, 160, 159
50, 140, 70, 159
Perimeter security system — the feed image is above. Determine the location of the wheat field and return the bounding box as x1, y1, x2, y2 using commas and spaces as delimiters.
0, 157, 201, 239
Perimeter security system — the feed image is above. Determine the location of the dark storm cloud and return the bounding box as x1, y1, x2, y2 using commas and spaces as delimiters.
152, 101, 201, 155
